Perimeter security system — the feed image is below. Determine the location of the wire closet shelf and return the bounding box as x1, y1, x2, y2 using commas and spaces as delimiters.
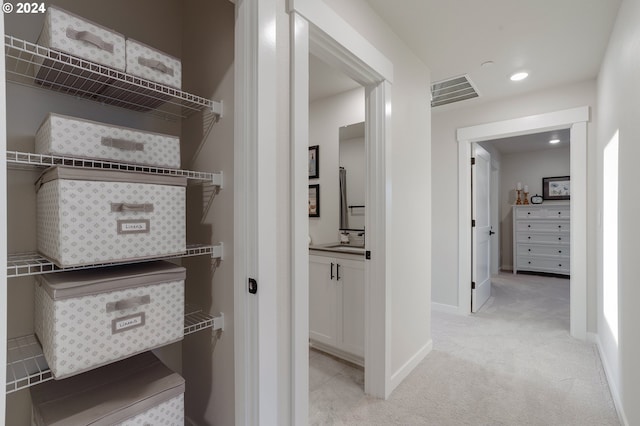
7, 307, 222, 394
4, 35, 222, 120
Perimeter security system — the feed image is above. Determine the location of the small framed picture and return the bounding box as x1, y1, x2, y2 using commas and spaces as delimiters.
543, 176, 570, 200
309, 184, 320, 217
309, 145, 319, 179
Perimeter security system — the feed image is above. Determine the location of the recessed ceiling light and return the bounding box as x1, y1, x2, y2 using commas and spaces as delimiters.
510, 72, 529, 81
549, 139, 560, 144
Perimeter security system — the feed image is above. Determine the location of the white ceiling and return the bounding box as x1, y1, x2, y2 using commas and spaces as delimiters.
483, 128, 570, 155
309, 54, 361, 102
312, 0, 621, 110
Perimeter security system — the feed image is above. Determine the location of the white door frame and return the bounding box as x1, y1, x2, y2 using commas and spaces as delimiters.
290, 0, 394, 423
234, 0, 279, 424
457, 106, 589, 339
0, 13, 7, 424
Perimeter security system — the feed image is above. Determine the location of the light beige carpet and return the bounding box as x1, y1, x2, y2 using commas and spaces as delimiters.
313, 272, 620, 425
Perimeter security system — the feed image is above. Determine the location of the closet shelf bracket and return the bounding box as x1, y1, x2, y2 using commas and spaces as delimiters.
211, 242, 224, 261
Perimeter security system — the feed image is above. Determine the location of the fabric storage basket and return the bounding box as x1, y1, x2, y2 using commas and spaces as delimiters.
30, 351, 185, 425
125, 38, 182, 89
98, 39, 181, 111
36, 113, 181, 168
34, 6, 125, 91
34, 261, 185, 379
36, 166, 186, 267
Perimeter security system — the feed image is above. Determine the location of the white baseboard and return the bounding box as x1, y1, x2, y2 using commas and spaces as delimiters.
309, 341, 364, 367
431, 302, 460, 315
591, 333, 628, 426
389, 340, 433, 394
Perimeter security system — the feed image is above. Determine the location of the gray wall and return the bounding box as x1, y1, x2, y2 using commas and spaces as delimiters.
498, 147, 570, 271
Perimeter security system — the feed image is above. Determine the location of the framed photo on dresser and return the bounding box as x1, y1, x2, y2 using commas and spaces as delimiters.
542, 176, 570, 200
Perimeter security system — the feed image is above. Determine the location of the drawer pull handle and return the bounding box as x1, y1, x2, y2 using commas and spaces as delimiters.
111, 203, 154, 213
528, 236, 531, 240
528, 225, 531, 228
66, 28, 114, 53
559, 250, 562, 254
106, 295, 150, 313
528, 261, 531, 264
559, 264, 562, 267
330, 263, 334, 280
527, 212, 531, 215
558, 225, 562, 228
558, 237, 562, 241
528, 249, 531, 252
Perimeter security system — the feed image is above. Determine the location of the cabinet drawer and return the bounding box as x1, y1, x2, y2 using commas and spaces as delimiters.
516, 233, 570, 244
517, 244, 569, 258
516, 220, 569, 233
517, 256, 570, 273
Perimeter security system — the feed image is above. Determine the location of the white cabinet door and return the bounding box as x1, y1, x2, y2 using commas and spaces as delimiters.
337, 258, 365, 357
309, 255, 339, 347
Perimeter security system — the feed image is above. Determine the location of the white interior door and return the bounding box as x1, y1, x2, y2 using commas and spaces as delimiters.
472, 145, 492, 312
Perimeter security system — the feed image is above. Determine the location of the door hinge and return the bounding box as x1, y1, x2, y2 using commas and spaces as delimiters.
248, 278, 258, 294
471, 281, 476, 290
471, 157, 476, 166
472, 219, 476, 227
365, 250, 371, 260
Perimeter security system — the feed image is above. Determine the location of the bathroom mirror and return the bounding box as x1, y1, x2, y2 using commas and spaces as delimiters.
338, 121, 365, 231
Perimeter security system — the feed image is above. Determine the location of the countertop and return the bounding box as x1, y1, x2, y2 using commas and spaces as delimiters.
309, 242, 365, 257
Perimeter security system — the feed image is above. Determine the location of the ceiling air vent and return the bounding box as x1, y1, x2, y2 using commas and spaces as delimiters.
431, 75, 479, 107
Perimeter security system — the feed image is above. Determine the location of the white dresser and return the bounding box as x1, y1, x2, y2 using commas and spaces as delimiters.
512, 202, 570, 275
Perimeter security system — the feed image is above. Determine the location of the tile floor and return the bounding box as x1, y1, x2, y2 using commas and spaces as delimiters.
309, 348, 365, 425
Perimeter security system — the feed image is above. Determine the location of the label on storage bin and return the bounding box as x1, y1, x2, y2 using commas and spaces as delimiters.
117, 219, 150, 234
112, 312, 146, 334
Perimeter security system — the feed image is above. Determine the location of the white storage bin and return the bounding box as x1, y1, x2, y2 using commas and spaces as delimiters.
34, 6, 125, 91
36, 6, 126, 70
36, 113, 181, 169
34, 261, 185, 379
36, 166, 186, 267
125, 38, 182, 89
31, 352, 185, 425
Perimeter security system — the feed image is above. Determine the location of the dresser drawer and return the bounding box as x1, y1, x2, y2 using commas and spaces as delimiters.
517, 256, 570, 273
516, 220, 570, 233
517, 244, 569, 258
514, 206, 570, 219
516, 233, 570, 244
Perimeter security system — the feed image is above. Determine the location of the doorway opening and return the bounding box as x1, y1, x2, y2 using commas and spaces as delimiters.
307, 53, 367, 422
457, 106, 589, 339
471, 129, 572, 320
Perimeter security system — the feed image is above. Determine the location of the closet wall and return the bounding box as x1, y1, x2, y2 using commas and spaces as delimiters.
3, 0, 234, 424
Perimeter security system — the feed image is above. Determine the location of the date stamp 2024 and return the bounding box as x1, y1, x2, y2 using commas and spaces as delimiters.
2, 2, 47, 14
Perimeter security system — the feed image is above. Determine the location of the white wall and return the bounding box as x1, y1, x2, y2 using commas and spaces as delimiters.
432, 80, 598, 327
321, 0, 432, 387
498, 147, 570, 270
309, 88, 365, 244
340, 136, 366, 230
596, 0, 640, 423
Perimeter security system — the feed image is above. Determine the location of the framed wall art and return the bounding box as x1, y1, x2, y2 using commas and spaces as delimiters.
542, 176, 570, 200
309, 145, 319, 179
309, 184, 320, 217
